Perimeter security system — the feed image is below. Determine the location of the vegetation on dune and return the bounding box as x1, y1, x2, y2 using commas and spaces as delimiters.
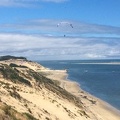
44, 82, 83, 108
27, 69, 83, 108
27, 69, 55, 85
23, 113, 38, 120
0, 64, 31, 86
10, 63, 28, 68
0, 102, 38, 120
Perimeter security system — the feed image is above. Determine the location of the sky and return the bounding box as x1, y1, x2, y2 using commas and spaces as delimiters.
0, 0, 120, 60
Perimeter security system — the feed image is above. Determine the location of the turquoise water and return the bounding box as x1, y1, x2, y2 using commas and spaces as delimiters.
38, 60, 120, 110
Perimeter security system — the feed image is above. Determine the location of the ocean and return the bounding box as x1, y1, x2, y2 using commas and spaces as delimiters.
38, 60, 120, 111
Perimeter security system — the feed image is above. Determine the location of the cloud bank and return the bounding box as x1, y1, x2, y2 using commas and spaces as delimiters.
0, 33, 120, 60
0, 19, 120, 60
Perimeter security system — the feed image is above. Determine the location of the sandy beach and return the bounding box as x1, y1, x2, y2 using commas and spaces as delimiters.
44, 69, 120, 120
0, 59, 120, 120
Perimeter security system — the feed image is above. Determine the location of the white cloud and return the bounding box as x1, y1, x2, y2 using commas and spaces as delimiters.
0, 0, 27, 7
0, 0, 68, 7
0, 33, 120, 60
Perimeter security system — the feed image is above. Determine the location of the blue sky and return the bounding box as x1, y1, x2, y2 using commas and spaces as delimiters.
0, 0, 120, 60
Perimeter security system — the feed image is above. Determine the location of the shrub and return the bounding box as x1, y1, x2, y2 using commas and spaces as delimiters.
10, 63, 19, 67
23, 113, 38, 120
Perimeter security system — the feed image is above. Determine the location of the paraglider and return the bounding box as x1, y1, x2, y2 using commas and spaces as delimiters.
57, 22, 73, 28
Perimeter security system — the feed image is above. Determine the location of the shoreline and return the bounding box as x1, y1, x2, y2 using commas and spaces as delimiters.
66, 71, 120, 118
44, 69, 120, 120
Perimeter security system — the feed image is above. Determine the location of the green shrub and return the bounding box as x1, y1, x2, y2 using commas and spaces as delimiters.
10, 63, 19, 67
10, 63, 28, 68
23, 113, 38, 120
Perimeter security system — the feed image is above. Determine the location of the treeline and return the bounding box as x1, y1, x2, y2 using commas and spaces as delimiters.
0, 55, 27, 61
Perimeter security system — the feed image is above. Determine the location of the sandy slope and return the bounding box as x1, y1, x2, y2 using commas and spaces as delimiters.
44, 69, 120, 120
0, 78, 89, 120
0, 59, 120, 120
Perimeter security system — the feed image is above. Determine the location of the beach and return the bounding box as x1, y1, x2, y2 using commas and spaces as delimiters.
42, 68, 120, 120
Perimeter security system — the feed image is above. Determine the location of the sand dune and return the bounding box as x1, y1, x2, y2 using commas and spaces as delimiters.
0, 59, 120, 120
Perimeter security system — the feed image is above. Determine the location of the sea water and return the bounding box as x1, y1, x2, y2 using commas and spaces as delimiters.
38, 60, 120, 110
